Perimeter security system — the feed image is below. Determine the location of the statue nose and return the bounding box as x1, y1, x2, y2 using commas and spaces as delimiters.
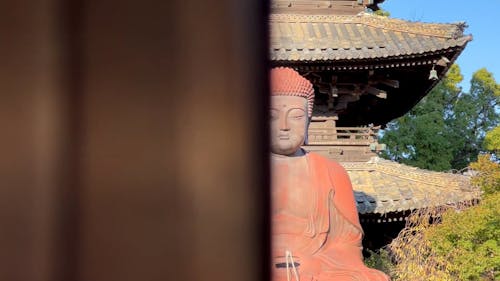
279, 116, 290, 131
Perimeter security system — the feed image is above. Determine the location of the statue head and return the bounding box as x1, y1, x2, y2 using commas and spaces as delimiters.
270, 67, 314, 156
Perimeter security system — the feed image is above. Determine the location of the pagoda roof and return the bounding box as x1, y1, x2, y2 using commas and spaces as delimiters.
270, 13, 471, 63
341, 158, 481, 215
269, 13, 472, 127
272, 0, 385, 16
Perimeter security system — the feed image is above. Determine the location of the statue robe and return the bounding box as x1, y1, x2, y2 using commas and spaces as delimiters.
271, 152, 389, 281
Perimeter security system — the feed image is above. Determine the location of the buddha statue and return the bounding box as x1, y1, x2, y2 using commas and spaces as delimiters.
270, 67, 389, 281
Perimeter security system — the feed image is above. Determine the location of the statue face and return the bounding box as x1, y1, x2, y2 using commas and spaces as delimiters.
270, 95, 308, 156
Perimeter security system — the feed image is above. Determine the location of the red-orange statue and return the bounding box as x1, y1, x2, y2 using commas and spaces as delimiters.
270, 67, 390, 281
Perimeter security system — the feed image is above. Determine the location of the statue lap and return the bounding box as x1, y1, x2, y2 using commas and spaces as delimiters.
271, 152, 389, 281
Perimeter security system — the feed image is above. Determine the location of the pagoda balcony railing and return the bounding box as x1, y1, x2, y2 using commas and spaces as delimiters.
307, 126, 380, 146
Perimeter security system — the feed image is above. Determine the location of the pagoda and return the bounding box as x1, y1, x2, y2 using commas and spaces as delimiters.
270, 0, 480, 248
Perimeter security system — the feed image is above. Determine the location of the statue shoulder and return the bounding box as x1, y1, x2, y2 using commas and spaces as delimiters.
306, 152, 361, 228
306, 152, 348, 176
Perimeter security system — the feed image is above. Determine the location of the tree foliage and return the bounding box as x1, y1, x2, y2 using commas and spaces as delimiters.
449, 69, 500, 168
425, 192, 499, 280
470, 154, 500, 195
373, 9, 390, 17
364, 248, 394, 276
484, 126, 500, 152
380, 64, 461, 171
380, 65, 500, 171
372, 65, 500, 279
366, 155, 499, 280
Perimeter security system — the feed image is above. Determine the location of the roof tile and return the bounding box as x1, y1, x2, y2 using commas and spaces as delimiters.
270, 13, 471, 61
342, 158, 481, 214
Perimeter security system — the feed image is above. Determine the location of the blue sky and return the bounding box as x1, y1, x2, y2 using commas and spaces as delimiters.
381, 0, 499, 90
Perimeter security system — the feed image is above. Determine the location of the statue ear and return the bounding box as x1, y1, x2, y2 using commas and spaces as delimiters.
303, 118, 310, 145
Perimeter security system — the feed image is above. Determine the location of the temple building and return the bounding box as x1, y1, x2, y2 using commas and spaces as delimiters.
270, 0, 480, 248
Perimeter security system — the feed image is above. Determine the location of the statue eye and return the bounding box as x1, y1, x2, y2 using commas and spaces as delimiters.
270, 110, 279, 120
288, 108, 305, 120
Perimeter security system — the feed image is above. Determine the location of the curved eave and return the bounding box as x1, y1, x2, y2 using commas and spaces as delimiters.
341, 158, 481, 215
270, 36, 471, 62
270, 41, 470, 69
272, 41, 470, 126
337, 44, 469, 126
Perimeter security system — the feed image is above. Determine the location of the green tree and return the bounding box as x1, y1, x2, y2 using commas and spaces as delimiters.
378, 155, 500, 280
484, 126, 500, 152
387, 192, 500, 281
373, 9, 390, 17
470, 154, 500, 196
483, 75, 500, 154
380, 64, 462, 171
448, 69, 500, 168
425, 192, 499, 280
380, 66, 500, 171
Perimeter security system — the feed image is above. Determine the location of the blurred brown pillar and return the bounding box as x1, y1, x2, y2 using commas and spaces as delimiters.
0, 0, 268, 281
0, 1, 69, 281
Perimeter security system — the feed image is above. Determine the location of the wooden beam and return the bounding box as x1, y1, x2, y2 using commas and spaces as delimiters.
334, 94, 360, 111
379, 79, 399, 88
330, 85, 338, 97
272, 0, 363, 9
331, 75, 338, 84
317, 84, 330, 95
365, 86, 387, 99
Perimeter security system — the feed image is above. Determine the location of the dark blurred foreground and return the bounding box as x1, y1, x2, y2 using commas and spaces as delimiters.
0, 1, 269, 280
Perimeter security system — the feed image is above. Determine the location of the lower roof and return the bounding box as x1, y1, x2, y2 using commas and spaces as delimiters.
341, 157, 481, 214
